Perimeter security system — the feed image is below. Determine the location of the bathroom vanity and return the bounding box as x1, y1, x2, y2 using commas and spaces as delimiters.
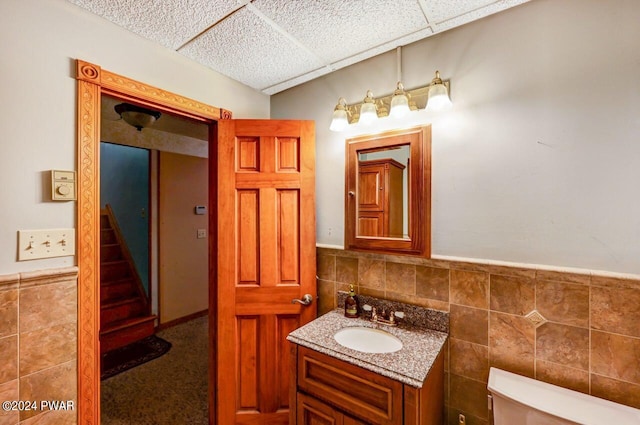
287, 304, 448, 425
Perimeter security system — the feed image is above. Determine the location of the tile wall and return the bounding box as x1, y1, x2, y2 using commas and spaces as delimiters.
316, 248, 640, 425
0, 267, 78, 425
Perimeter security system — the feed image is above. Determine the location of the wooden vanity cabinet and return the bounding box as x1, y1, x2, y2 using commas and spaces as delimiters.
290, 345, 444, 425
357, 159, 405, 238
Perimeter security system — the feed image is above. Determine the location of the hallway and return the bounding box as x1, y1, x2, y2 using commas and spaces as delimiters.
101, 316, 208, 424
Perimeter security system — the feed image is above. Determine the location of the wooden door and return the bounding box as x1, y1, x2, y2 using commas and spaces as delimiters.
217, 119, 317, 424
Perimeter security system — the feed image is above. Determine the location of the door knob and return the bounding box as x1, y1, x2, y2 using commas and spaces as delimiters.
291, 294, 313, 306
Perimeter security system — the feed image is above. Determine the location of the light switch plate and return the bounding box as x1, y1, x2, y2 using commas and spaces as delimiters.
18, 229, 76, 261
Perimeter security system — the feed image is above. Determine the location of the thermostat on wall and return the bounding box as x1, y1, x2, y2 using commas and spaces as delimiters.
195, 205, 207, 215
51, 170, 76, 201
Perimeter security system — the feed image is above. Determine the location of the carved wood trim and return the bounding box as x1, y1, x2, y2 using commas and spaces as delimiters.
75, 59, 224, 425
220, 108, 233, 119
76, 76, 101, 425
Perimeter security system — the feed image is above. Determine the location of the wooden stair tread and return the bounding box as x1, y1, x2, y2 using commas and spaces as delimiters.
100, 315, 156, 335
101, 297, 143, 310
101, 277, 136, 287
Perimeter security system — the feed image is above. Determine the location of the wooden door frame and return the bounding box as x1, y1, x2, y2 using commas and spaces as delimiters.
75, 59, 230, 424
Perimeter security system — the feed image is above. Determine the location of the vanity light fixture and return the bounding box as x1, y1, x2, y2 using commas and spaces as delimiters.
329, 97, 349, 132
425, 70, 453, 111
329, 71, 451, 131
114, 103, 162, 131
358, 90, 378, 125
390, 82, 410, 118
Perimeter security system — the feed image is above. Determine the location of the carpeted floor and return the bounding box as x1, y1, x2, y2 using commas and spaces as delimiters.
101, 316, 209, 425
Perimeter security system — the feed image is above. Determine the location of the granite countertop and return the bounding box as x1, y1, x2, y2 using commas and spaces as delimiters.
287, 309, 448, 388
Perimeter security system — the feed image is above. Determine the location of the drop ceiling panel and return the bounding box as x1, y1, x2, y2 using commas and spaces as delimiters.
433, 0, 530, 32
179, 7, 326, 90
66, 0, 532, 94
424, 0, 497, 23
68, 0, 242, 49
252, 0, 429, 64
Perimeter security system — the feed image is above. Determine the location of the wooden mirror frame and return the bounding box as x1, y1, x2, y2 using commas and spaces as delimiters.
345, 125, 431, 257
75, 59, 228, 424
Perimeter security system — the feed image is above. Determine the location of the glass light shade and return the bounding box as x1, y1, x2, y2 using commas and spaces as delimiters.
390, 93, 410, 118
329, 108, 349, 132
120, 111, 159, 131
359, 102, 378, 125
426, 83, 452, 111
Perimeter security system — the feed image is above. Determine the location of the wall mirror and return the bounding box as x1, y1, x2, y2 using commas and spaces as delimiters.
345, 125, 431, 257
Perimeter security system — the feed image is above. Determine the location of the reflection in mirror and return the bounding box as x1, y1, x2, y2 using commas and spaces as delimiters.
345, 126, 431, 257
357, 145, 409, 239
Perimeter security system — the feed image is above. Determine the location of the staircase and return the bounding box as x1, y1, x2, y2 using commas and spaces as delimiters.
100, 205, 156, 354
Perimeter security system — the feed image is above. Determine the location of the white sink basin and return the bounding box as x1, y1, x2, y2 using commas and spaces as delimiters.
334, 327, 403, 353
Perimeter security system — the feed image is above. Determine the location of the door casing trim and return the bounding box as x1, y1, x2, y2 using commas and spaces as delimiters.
75, 59, 228, 424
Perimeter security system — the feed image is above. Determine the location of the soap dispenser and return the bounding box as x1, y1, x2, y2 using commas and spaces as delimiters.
344, 284, 359, 318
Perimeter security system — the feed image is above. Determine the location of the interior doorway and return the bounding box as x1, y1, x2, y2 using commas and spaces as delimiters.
98, 94, 212, 422
75, 59, 225, 424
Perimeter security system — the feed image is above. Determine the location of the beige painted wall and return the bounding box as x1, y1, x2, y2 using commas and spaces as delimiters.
158, 152, 209, 323
0, 0, 269, 274
271, 0, 640, 275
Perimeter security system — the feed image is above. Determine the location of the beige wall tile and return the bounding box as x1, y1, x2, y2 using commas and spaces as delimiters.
489, 275, 534, 315
0, 379, 19, 425
536, 280, 589, 327
591, 286, 640, 338
450, 262, 535, 279
20, 281, 76, 334
489, 312, 535, 378
358, 258, 385, 289
385, 262, 416, 295
450, 374, 489, 420
0, 336, 17, 385
416, 266, 449, 302
536, 323, 589, 370
335, 257, 358, 284
450, 338, 489, 382
591, 331, 640, 385
536, 360, 589, 394
450, 270, 488, 309
357, 286, 385, 299
591, 275, 640, 290
20, 323, 77, 376
0, 290, 17, 339
19, 361, 76, 421
450, 305, 488, 346
316, 254, 336, 281
317, 279, 336, 315
535, 270, 590, 285
591, 374, 640, 409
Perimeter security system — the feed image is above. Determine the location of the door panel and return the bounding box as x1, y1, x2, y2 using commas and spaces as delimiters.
218, 119, 316, 424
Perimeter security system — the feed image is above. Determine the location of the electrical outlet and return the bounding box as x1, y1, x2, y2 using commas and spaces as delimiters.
197, 229, 207, 239
18, 229, 75, 260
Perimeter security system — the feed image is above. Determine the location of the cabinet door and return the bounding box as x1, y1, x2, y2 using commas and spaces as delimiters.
358, 163, 385, 211
297, 393, 343, 425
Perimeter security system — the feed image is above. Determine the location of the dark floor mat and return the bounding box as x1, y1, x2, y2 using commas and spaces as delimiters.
101, 335, 172, 380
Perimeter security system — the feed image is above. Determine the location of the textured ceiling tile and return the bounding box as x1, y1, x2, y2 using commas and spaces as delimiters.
252, 0, 429, 64
424, 0, 496, 23
67, 0, 241, 49
433, 0, 530, 32
178, 7, 326, 91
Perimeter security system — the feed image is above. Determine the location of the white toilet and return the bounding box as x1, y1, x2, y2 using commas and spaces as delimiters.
488, 367, 640, 425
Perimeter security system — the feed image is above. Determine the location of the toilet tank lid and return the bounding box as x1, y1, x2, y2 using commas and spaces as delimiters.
488, 368, 640, 425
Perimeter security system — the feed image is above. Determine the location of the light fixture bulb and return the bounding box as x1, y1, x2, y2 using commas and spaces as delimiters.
425, 71, 452, 111
390, 82, 410, 118
329, 98, 349, 132
358, 90, 378, 125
